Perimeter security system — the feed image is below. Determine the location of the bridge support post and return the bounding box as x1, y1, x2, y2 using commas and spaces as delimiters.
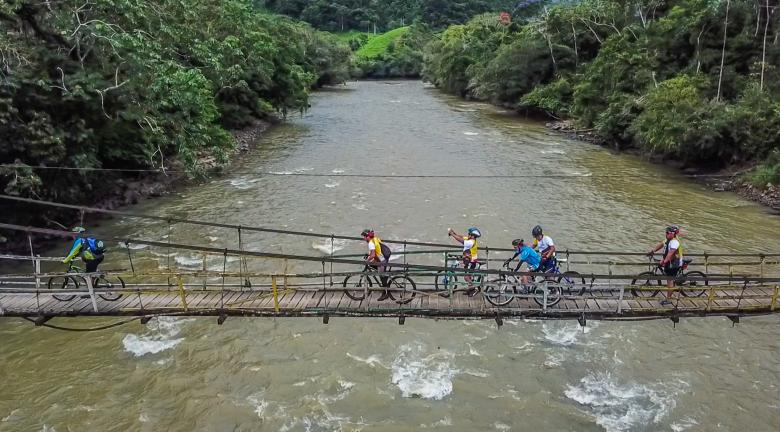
177, 276, 188, 311
577, 313, 586, 328
494, 313, 503, 328
217, 314, 227, 325
399, 313, 405, 325
33, 316, 52, 326
323, 314, 329, 324
727, 315, 739, 326
670, 316, 679, 327
272, 275, 280, 313
617, 286, 625, 314
140, 316, 152, 325
85, 275, 99, 313
771, 285, 779, 311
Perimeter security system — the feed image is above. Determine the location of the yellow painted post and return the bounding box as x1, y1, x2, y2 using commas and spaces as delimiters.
272, 275, 280, 313
771, 285, 779, 311
177, 275, 188, 311
284, 259, 288, 290
706, 286, 715, 312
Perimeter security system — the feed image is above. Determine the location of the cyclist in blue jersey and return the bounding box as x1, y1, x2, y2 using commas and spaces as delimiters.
505, 238, 542, 284
63, 227, 106, 277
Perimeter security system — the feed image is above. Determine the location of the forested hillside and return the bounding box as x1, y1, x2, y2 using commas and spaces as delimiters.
0, 0, 350, 242
423, 0, 780, 184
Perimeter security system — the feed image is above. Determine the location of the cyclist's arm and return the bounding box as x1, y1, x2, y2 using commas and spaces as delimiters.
542, 245, 556, 260
63, 240, 82, 264
448, 231, 465, 244
647, 242, 664, 255
504, 251, 519, 265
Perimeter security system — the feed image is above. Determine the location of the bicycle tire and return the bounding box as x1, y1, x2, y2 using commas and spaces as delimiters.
434, 270, 457, 298
484, 277, 516, 307
96, 275, 124, 301
558, 271, 586, 296
532, 278, 562, 307
343, 274, 373, 301
388, 275, 417, 305
679, 270, 708, 297
48, 274, 79, 302
631, 271, 661, 297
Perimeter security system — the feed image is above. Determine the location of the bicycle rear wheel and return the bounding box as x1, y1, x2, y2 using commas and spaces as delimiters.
532, 278, 562, 307
434, 270, 458, 298
388, 275, 417, 305
343, 274, 373, 301
96, 275, 124, 301
679, 271, 708, 297
47, 275, 79, 302
631, 271, 661, 297
484, 277, 517, 307
558, 271, 586, 296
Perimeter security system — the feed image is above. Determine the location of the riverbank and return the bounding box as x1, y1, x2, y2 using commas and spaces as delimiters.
546, 120, 780, 212
0, 120, 273, 254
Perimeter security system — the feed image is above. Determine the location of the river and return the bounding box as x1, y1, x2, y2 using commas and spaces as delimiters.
2, 81, 779, 431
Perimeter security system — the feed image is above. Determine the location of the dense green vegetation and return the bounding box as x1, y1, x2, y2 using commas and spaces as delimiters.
356, 26, 411, 58
423, 0, 780, 185
258, 0, 525, 31
0, 0, 351, 238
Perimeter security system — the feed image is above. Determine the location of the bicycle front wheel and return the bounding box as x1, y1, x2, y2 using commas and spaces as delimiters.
631, 271, 661, 298
388, 276, 417, 305
343, 274, 372, 301
679, 271, 708, 297
96, 275, 124, 301
533, 279, 562, 307
484, 277, 516, 307
558, 271, 586, 296
434, 270, 457, 298
47, 275, 79, 302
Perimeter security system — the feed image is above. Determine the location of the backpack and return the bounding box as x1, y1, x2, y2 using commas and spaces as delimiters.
86, 238, 106, 255
380, 243, 392, 259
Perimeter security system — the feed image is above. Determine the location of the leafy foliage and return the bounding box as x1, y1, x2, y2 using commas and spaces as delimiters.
423, 0, 780, 169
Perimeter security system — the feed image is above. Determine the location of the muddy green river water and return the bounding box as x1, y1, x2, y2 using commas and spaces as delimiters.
2, 81, 780, 432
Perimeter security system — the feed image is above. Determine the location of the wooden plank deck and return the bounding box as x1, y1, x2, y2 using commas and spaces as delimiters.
0, 285, 777, 320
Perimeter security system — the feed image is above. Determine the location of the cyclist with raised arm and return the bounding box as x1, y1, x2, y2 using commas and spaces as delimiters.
532, 225, 556, 272
62, 227, 106, 284
448, 227, 481, 288
361, 229, 393, 300
647, 225, 684, 305
505, 239, 542, 284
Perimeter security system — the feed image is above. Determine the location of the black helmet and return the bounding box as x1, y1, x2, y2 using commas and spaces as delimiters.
511, 238, 524, 247
532, 225, 543, 237
360, 229, 375, 238
666, 225, 680, 234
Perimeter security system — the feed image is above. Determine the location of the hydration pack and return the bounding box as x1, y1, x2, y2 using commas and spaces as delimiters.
86, 238, 106, 255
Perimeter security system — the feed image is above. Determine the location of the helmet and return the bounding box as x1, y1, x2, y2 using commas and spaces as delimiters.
467, 227, 481, 238
666, 225, 680, 234
360, 229, 375, 238
71, 226, 86, 234
532, 225, 543, 237
511, 238, 524, 247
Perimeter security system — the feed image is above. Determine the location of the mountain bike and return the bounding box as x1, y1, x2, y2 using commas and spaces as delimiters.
539, 258, 586, 296
630, 257, 707, 298
47, 263, 124, 302
434, 254, 485, 298
484, 262, 563, 307
342, 263, 417, 304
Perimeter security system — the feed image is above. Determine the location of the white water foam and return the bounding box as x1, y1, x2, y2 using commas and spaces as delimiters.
540, 322, 592, 346
174, 254, 202, 267
463, 131, 480, 136
391, 343, 456, 400
346, 352, 387, 369
324, 182, 340, 188
332, 169, 345, 174
671, 417, 699, 432
540, 149, 566, 155
122, 317, 192, 357
311, 238, 347, 255
565, 371, 680, 432
228, 178, 258, 190
117, 242, 148, 250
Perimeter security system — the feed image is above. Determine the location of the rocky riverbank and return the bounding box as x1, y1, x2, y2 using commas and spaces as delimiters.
545, 120, 780, 212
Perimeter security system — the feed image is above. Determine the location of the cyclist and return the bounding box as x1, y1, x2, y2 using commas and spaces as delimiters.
505, 239, 542, 284
532, 225, 556, 272
647, 225, 684, 305
62, 227, 106, 283
448, 227, 481, 287
361, 229, 392, 300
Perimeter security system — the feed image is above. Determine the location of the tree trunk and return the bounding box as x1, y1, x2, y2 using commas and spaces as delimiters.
760, 0, 770, 90
717, 0, 730, 102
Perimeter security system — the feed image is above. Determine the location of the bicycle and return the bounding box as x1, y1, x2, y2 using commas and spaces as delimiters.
47, 263, 124, 302
539, 258, 586, 296
630, 256, 707, 298
342, 263, 417, 305
434, 254, 485, 298
484, 262, 563, 307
